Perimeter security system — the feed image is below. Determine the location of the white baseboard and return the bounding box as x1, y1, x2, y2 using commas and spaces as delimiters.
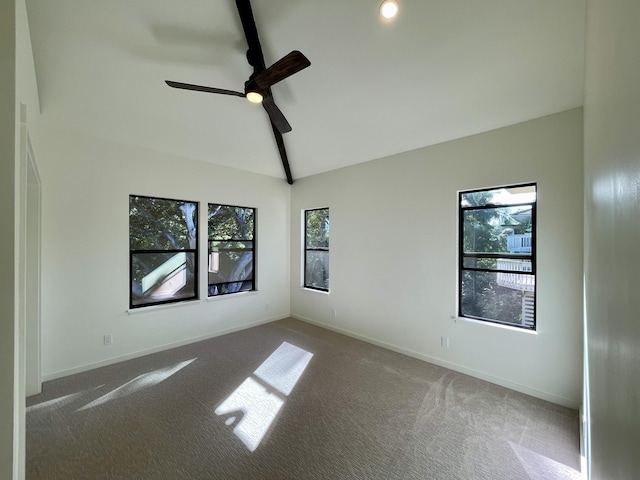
43, 313, 580, 410
292, 314, 580, 409
42, 315, 287, 382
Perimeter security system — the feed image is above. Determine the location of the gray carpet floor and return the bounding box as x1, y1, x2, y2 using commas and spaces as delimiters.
26, 318, 581, 479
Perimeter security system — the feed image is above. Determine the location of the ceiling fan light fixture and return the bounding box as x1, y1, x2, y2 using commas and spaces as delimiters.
246, 91, 263, 103
380, 0, 399, 19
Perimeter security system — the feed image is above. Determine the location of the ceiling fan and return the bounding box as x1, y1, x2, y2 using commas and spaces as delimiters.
165, 0, 311, 184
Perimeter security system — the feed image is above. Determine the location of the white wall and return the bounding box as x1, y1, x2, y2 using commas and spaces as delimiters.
36, 125, 291, 379
0, 0, 17, 477
291, 109, 584, 407
584, 0, 640, 477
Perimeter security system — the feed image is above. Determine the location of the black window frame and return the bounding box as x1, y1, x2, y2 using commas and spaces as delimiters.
207, 203, 256, 297
129, 194, 199, 309
304, 208, 330, 292
458, 183, 537, 330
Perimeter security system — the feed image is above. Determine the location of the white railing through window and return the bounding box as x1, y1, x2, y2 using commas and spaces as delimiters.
497, 259, 535, 292
507, 234, 532, 253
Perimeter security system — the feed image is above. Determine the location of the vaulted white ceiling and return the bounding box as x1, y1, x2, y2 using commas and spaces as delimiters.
26, 0, 585, 183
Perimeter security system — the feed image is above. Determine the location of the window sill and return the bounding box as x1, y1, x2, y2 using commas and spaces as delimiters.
206, 290, 258, 302
453, 315, 539, 335
127, 299, 202, 315
301, 287, 330, 295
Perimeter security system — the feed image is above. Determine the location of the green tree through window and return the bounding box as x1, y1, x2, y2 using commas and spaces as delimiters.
304, 208, 329, 291
459, 184, 536, 329
129, 195, 198, 308
208, 204, 255, 296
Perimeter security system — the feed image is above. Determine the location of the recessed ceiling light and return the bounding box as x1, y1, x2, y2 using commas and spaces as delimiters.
380, 0, 399, 19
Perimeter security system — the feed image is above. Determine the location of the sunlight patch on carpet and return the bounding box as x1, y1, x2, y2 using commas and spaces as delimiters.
27, 391, 88, 413
509, 441, 582, 480
215, 342, 313, 452
254, 342, 314, 395
77, 358, 197, 411
215, 377, 285, 452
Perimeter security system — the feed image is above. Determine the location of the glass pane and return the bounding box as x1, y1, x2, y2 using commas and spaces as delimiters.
207, 205, 255, 298
210, 241, 254, 251
462, 206, 533, 255
461, 184, 536, 207
208, 249, 254, 293
305, 251, 329, 290
209, 280, 254, 296
306, 209, 329, 248
130, 196, 198, 251
462, 257, 532, 272
209, 204, 254, 241
131, 252, 196, 306
460, 270, 535, 326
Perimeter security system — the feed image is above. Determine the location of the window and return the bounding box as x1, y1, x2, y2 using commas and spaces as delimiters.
129, 195, 198, 308
458, 184, 536, 329
208, 204, 255, 296
304, 208, 329, 291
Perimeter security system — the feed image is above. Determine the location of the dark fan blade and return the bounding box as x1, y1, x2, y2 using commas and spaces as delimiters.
235, 0, 266, 69
262, 96, 292, 134
254, 51, 311, 89
165, 80, 245, 97
270, 122, 293, 184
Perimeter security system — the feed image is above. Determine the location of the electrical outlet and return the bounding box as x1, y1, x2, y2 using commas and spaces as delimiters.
440, 336, 449, 348
331, 308, 337, 318
103, 334, 113, 346
264, 303, 270, 311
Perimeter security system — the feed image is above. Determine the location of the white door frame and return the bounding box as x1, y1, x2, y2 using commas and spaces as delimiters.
19, 103, 42, 396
